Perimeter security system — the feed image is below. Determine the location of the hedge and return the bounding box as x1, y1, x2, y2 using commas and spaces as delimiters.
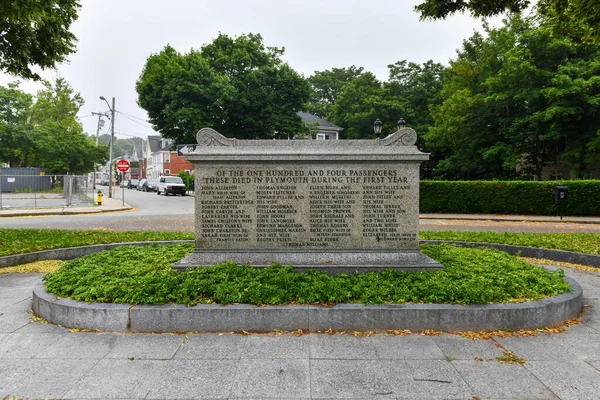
420, 180, 600, 216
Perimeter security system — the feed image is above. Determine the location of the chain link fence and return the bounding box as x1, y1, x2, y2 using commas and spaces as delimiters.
0, 173, 95, 210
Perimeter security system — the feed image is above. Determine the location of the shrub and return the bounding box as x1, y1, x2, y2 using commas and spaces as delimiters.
420, 180, 600, 216
43, 243, 571, 306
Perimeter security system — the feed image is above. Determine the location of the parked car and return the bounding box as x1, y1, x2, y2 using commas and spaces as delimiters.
143, 179, 158, 192
120, 180, 128, 188
127, 179, 139, 189
136, 179, 147, 191
157, 176, 186, 196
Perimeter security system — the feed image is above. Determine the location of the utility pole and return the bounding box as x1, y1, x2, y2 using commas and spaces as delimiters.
91, 112, 107, 190
91, 112, 107, 145
100, 96, 116, 198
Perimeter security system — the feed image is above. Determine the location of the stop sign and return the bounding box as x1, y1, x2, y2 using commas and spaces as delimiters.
116, 159, 130, 173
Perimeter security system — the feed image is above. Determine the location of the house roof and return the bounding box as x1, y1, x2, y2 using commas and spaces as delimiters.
147, 136, 162, 153
297, 112, 343, 131
134, 141, 145, 158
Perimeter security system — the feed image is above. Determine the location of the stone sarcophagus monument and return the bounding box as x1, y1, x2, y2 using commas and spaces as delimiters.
173, 127, 441, 273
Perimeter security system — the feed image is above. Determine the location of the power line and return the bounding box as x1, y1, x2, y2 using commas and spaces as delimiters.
115, 130, 148, 138
117, 110, 152, 123
117, 112, 155, 130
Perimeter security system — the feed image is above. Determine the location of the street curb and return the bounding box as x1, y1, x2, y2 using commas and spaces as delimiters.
419, 215, 600, 224
0, 205, 133, 218
32, 277, 583, 333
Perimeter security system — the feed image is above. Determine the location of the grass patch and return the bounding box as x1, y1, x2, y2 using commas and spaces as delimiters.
420, 231, 600, 255
1, 229, 599, 257
0, 260, 66, 274
43, 243, 570, 306
0, 228, 193, 257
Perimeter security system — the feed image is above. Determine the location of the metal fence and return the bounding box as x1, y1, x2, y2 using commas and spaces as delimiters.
0, 174, 95, 210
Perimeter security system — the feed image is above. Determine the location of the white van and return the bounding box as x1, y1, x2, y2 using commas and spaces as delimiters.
157, 176, 187, 196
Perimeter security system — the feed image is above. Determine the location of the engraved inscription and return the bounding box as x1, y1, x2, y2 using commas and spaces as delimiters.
309, 185, 358, 247
200, 184, 252, 242
197, 166, 419, 249
256, 185, 306, 244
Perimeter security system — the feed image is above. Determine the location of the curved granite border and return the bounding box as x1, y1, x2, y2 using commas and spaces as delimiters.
33, 277, 583, 333
5, 240, 590, 332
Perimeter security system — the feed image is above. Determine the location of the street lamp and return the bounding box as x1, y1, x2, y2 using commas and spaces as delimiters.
397, 118, 406, 130
373, 118, 383, 137
100, 96, 115, 198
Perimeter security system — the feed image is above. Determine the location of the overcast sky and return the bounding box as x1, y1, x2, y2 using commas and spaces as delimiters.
0, 0, 504, 141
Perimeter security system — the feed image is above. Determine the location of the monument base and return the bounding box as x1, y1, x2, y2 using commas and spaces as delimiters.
172, 249, 442, 274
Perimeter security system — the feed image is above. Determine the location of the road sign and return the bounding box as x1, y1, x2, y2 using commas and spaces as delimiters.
116, 159, 130, 173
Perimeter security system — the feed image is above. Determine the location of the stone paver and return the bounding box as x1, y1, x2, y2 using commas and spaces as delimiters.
2, 266, 600, 399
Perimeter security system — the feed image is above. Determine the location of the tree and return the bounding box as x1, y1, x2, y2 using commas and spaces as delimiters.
328, 72, 388, 139
425, 15, 600, 179
326, 62, 447, 143
0, 0, 80, 80
306, 66, 364, 119
0, 83, 34, 167
0, 79, 108, 174
386, 61, 448, 138
136, 34, 311, 143
415, 0, 600, 43
98, 135, 144, 159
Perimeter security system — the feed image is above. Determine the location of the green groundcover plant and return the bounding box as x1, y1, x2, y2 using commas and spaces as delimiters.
2, 229, 599, 257
43, 243, 570, 306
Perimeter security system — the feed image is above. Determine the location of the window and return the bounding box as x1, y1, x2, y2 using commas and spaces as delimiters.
166, 177, 184, 184
164, 169, 170, 176
316, 133, 327, 140
165, 152, 171, 163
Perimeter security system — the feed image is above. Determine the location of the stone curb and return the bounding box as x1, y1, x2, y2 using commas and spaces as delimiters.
32, 277, 583, 333
18, 240, 587, 332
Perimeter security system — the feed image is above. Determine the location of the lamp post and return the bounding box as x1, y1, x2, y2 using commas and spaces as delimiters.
373, 118, 383, 137
100, 96, 115, 198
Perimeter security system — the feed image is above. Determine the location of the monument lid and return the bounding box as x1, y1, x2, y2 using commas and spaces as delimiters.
184, 128, 431, 162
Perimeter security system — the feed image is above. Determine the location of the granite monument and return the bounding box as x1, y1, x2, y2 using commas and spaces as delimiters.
173, 126, 441, 273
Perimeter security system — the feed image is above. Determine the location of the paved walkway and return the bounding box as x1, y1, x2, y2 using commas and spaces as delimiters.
1, 265, 600, 399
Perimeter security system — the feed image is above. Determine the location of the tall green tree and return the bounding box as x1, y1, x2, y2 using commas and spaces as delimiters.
386, 60, 448, 138
0, 83, 34, 167
415, 0, 600, 43
0, 0, 80, 80
327, 61, 447, 142
328, 72, 389, 139
32, 79, 107, 174
425, 15, 600, 180
0, 79, 108, 174
306, 66, 364, 119
136, 34, 311, 142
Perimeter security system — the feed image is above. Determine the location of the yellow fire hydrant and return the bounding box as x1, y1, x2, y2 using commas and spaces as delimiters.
97, 190, 103, 206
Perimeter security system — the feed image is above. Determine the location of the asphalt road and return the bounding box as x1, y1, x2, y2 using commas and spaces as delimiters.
0, 186, 599, 233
